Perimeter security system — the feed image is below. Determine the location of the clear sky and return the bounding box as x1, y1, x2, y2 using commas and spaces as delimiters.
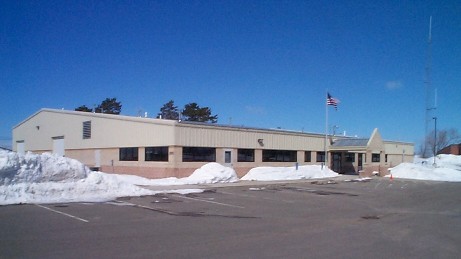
2, 0, 460, 149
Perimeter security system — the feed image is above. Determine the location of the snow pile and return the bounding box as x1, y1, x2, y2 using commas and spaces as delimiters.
0, 151, 88, 185
112, 162, 239, 186
241, 165, 338, 181
0, 151, 158, 205
0, 151, 238, 206
389, 154, 461, 182
184, 162, 239, 184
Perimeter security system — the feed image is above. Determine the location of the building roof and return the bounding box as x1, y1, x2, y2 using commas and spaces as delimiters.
331, 138, 369, 147
15, 108, 327, 138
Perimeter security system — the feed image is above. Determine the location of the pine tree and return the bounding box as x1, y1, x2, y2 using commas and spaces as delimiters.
157, 100, 179, 120
75, 105, 93, 112
182, 102, 218, 123
95, 98, 122, 114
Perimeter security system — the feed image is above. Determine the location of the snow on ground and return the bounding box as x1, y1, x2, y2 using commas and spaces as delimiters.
2, 149, 460, 206
389, 154, 461, 182
0, 151, 234, 206
116, 162, 239, 186
241, 165, 338, 181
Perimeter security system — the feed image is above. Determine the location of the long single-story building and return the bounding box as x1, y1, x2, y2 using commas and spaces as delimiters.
12, 109, 414, 178
437, 143, 461, 155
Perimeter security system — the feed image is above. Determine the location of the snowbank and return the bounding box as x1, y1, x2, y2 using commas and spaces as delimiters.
0, 151, 238, 205
0, 151, 88, 185
241, 165, 338, 181
112, 162, 239, 186
389, 154, 461, 182
5, 148, 458, 206
184, 162, 239, 184
0, 151, 159, 205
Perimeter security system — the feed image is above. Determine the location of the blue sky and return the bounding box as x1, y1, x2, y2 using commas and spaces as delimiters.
2, 0, 460, 149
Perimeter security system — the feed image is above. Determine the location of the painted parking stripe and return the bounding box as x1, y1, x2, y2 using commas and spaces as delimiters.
35, 204, 89, 223
172, 194, 244, 208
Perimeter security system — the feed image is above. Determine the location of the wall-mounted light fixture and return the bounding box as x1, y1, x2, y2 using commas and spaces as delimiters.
258, 139, 264, 146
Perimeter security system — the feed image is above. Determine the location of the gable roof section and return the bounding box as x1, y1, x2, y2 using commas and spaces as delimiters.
367, 128, 385, 152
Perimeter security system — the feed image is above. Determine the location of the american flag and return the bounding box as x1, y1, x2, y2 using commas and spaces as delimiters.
327, 93, 339, 110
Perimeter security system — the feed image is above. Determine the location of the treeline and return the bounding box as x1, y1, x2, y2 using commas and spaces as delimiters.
75, 98, 218, 123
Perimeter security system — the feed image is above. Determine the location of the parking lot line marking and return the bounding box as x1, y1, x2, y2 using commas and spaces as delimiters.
35, 204, 89, 223
173, 195, 244, 208
115, 201, 176, 214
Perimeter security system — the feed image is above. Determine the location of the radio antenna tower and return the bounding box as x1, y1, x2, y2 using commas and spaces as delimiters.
424, 16, 437, 157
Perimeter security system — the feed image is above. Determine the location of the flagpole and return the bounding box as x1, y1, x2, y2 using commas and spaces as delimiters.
324, 90, 328, 169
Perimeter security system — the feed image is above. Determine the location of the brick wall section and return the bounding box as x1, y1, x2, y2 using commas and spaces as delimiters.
438, 144, 461, 155
359, 164, 390, 177
97, 165, 253, 179
99, 166, 197, 179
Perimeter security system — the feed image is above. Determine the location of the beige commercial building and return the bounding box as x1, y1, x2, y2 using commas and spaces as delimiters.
12, 109, 414, 178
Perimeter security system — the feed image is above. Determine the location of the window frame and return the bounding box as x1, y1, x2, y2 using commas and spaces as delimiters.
119, 147, 139, 161
237, 149, 255, 162
345, 152, 355, 162
372, 153, 380, 162
262, 149, 297, 162
182, 147, 216, 162
304, 151, 312, 162
145, 146, 169, 162
316, 151, 326, 162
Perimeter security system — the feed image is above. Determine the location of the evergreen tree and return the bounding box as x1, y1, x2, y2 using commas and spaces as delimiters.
182, 102, 218, 123
157, 100, 179, 120
95, 98, 122, 114
75, 105, 93, 112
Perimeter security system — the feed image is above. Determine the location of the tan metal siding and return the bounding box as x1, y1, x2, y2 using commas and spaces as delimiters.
175, 124, 325, 150
13, 110, 175, 151
89, 116, 174, 148
384, 142, 414, 155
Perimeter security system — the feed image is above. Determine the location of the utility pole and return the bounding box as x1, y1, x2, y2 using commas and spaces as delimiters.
433, 116, 437, 166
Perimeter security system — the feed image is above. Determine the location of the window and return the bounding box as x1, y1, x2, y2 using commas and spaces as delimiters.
120, 147, 138, 161
304, 151, 312, 162
83, 121, 91, 139
183, 147, 216, 162
262, 150, 297, 162
345, 153, 355, 162
316, 151, 325, 162
372, 153, 380, 162
238, 149, 255, 162
145, 147, 168, 161
385, 154, 388, 163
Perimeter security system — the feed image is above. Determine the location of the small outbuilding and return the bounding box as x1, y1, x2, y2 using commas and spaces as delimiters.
12, 109, 414, 178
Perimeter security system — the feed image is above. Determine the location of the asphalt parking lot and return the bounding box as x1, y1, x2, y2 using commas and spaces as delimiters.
1, 177, 461, 258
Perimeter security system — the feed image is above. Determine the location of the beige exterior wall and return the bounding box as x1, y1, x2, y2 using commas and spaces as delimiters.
384, 142, 414, 158
12, 109, 415, 179
175, 123, 325, 150
13, 109, 175, 152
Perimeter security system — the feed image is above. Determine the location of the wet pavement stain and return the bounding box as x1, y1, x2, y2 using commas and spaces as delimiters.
280, 186, 359, 196
361, 215, 380, 220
